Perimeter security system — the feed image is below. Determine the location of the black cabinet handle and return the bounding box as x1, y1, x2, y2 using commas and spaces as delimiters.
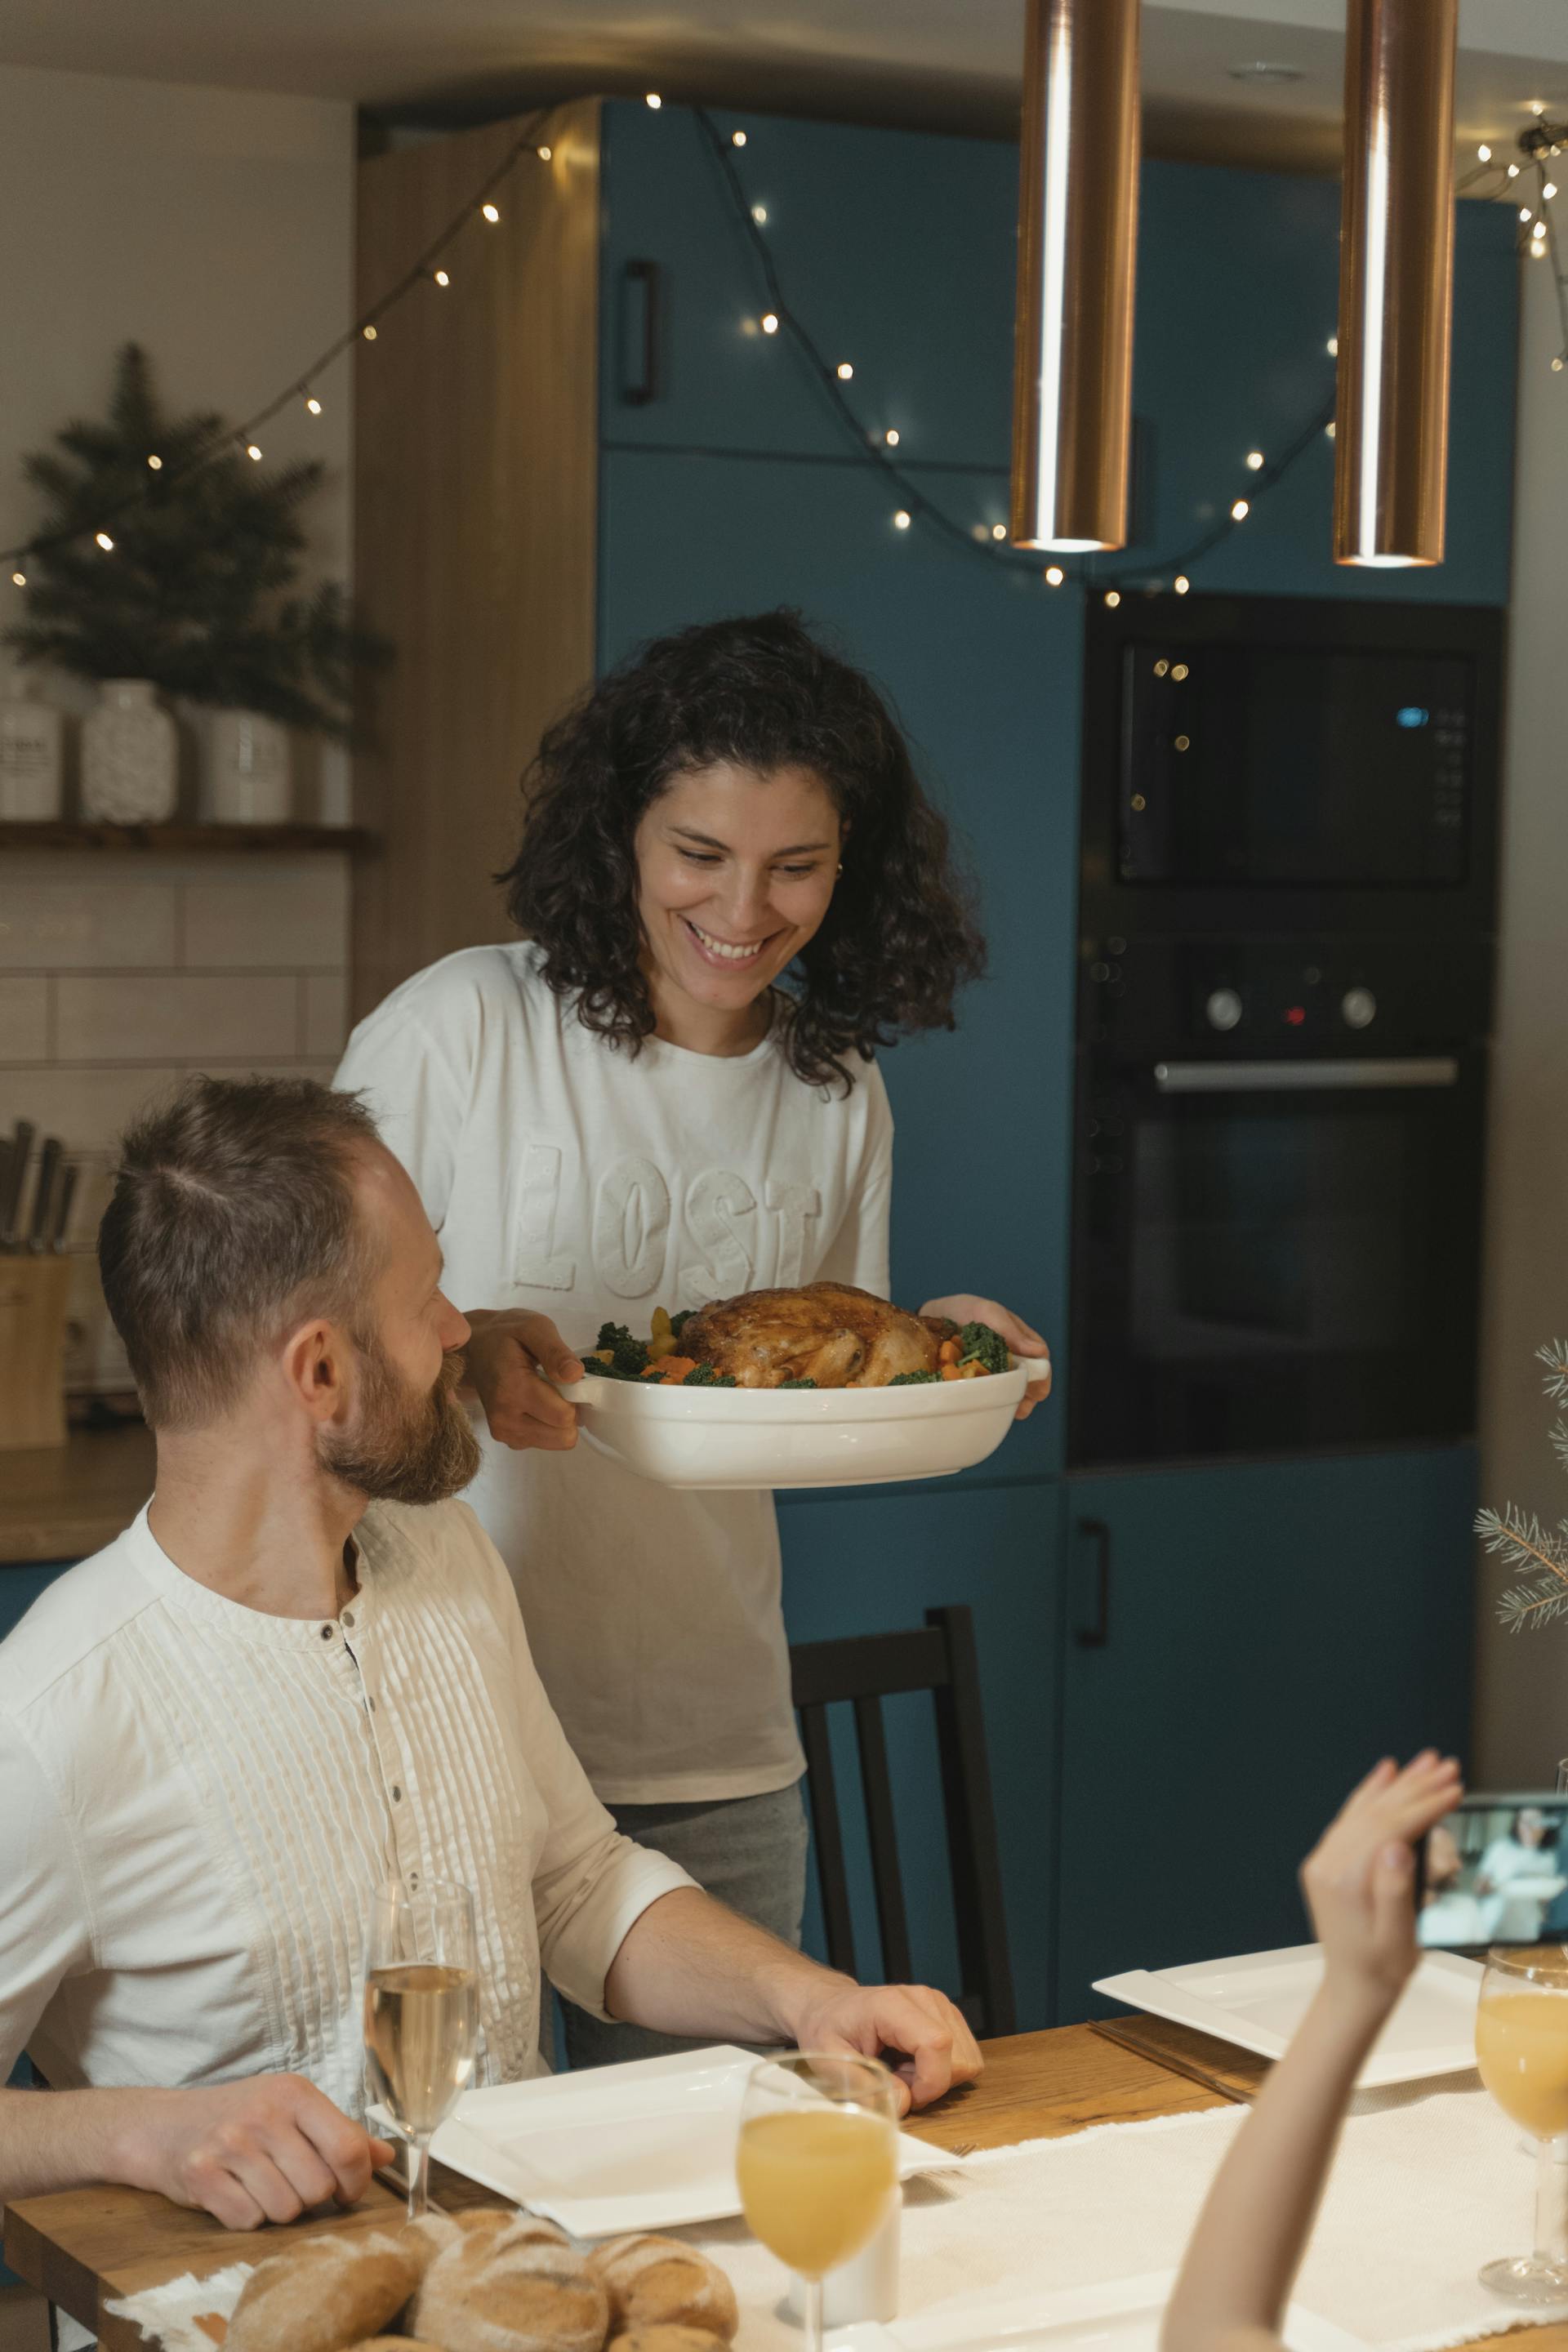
620, 259, 661, 406
1074, 1517, 1111, 1648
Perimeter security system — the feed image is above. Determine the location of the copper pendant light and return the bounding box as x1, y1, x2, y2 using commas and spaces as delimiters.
1334, 0, 1459, 567
1010, 0, 1141, 553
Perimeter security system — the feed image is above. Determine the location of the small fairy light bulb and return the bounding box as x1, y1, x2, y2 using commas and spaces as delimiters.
1478, 143, 1492, 162
1554, 354, 1566, 372
1532, 100, 1548, 116
1103, 590, 1120, 608
751, 204, 768, 224
1508, 163, 1521, 179
731, 130, 747, 147
537, 145, 552, 161
1326, 334, 1339, 356
1546, 183, 1559, 200
1521, 207, 1534, 222
482, 202, 501, 222
645, 91, 662, 109
991, 523, 1008, 541
836, 361, 853, 380
1174, 574, 1191, 594
1231, 497, 1250, 520
1245, 449, 1265, 470
1325, 420, 1337, 438
760, 312, 779, 334
147, 454, 163, 470
305, 395, 323, 415
1044, 564, 1064, 586
363, 324, 378, 341
95, 531, 114, 550
893, 510, 911, 530
434, 269, 451, 287
11, 570, 25, 587
247, 443, 264, 461
884, 427, 900, 446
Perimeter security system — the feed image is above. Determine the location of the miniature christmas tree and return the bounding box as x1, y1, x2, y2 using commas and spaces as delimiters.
5, 345, 388, 738
1479, 1343, 1568, 1631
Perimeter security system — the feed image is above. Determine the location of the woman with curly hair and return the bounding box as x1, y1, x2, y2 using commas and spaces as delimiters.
336, 609, 1050, 2067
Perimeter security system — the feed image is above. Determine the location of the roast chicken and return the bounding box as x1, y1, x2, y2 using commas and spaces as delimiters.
678, 1282, 947, 1389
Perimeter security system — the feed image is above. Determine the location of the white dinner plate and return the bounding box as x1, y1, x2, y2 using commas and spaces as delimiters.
830, 2270, 1368, 2352
427, 2043, 947, 2238
558, 1356, 1040, 1490
1094, 1944, 1485, 2088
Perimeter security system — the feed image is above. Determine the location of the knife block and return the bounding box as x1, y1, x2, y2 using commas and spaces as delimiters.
0, 1253, 72, 1449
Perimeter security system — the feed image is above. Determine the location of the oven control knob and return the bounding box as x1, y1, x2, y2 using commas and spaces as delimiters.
1205, 987, 1244, 1032
1341, 987, 1377, 1030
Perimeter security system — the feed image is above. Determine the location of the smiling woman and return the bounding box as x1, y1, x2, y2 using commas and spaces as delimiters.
333, 608, 1052, 2077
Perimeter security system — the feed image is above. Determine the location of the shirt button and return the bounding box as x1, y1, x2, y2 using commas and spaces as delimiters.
409, 1873, 421, 1890
368, 1695, 377, 1713
391, 1785, 403, 1802
341, 1610, 355, 1629
320, 1625, 334, 1641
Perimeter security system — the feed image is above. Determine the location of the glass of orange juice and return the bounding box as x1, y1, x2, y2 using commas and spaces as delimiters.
737, 2054, 900, 2352
1475, 1946, 1568, 2301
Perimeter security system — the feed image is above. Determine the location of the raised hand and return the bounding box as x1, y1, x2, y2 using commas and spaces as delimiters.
1299, 1750, 1463, 2011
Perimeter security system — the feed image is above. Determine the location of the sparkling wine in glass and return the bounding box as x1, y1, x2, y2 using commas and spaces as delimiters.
737, 2054, 899, 2352
363, 1878, 479, 2219
1475, 1945, 1568, 2302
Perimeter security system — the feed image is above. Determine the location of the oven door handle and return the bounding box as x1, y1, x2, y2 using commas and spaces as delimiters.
1152, 1056, 1459, 1093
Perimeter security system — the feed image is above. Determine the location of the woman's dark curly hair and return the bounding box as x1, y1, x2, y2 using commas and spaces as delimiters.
498, 611, 986, 1091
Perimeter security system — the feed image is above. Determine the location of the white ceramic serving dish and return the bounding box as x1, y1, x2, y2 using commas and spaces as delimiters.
831, 2271, 1368, 2352
1094, 1943, 1485, 2089
557, 1355, 1040, 1490
428, 2043, 947, 2238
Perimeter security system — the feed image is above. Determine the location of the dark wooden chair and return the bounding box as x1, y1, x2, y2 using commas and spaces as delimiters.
789, 1604, 1016, 2039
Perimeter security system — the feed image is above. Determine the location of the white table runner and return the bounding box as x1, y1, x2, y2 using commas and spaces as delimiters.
106, 2076, 1568, 2352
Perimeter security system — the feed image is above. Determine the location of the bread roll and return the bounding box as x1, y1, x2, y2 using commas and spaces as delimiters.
411, 2210, 609, 2352
588, 2237, 738, 2342
344, 2341, 448, 2350
227, 2231, 421, 2352
609, 2327, 730, 2352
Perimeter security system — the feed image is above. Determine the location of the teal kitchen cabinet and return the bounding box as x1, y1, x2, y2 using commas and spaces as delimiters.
1054, 1447, 1477, 2020
778, 1476, 1062, 2029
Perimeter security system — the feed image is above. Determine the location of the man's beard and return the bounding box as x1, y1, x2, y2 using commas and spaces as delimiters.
320, 1337, 482, 1505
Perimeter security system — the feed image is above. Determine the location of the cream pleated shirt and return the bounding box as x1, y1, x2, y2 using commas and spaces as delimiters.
0, 1498, 693, 2116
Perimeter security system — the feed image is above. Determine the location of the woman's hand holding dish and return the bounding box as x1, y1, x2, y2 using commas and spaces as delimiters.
920, 1294, 1052, 1419
461, 1308, 585, 1453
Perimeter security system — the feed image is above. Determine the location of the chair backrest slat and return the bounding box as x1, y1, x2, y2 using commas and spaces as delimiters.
789, 1603, 1014, 2038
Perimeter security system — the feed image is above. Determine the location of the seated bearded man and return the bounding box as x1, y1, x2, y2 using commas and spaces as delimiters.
0, 1077, 979, 2229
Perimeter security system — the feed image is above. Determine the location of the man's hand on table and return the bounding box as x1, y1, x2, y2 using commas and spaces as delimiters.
117, 2075, 394, 2230
782, 1978, 983, 2115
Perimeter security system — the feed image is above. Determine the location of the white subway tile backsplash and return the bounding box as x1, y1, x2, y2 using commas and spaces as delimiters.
0, 977, 48, 1061
303, 972, 350, 1061
56, 975, 299, 1063
180, 859, 349, 969
0, 878, 177, 969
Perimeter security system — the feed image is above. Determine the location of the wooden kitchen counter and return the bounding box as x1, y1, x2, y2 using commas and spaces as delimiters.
0, 1423, 154, 1564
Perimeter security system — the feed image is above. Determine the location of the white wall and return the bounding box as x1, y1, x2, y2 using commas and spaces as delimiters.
1475, 247, 1568, 1780
0, 63, 357, 1394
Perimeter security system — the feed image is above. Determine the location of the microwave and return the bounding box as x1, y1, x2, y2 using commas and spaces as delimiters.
1082, 593, 1503, 936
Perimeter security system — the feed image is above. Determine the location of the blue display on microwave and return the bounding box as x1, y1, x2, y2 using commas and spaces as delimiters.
1396, 705, 1430, 728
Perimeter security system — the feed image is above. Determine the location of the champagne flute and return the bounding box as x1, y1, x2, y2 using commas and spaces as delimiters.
737, 2054, 900, 2352
1475, 1944, 1568, 2302
363, 1878, 480, 2219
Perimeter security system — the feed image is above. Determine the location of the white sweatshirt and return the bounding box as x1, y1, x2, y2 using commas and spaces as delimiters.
336, 944, 894, 1805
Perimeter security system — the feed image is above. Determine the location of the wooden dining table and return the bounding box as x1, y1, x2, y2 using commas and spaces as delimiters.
2, 2016, 1556, 2352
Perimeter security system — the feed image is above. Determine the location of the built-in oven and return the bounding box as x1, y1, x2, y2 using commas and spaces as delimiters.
1069, 938, 1489, 1467
1069, 593, 1502, 1472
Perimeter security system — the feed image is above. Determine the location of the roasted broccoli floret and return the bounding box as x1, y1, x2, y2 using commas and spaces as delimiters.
670, 1308, 695, 1339
683, 1362, 737, 1388
889, 1369, 942, 1386
597, 1321, 635, 1351
957, 1321, 1009, 1375
778, 1377, 817, 1390
606, 1334, 649, 1377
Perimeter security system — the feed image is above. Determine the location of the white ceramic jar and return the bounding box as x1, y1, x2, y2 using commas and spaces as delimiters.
0, 675, 64, 820
80, 679, 177, 823
204, 708, 291, 823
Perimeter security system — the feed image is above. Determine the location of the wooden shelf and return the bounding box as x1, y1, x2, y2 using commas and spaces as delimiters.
0, 822, 374, 856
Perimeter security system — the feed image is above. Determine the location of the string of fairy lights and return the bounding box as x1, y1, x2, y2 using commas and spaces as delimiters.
1462, 102, 1568, 373
5, 90, 1529, 604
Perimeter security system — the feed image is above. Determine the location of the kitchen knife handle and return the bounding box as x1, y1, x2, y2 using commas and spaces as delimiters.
29, 1137, 62, 1250
50, 1160, 78, 1253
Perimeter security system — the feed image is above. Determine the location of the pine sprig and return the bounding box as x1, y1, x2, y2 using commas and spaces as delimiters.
4, 345, 390, 739
1479, 1345, 1568, 1634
